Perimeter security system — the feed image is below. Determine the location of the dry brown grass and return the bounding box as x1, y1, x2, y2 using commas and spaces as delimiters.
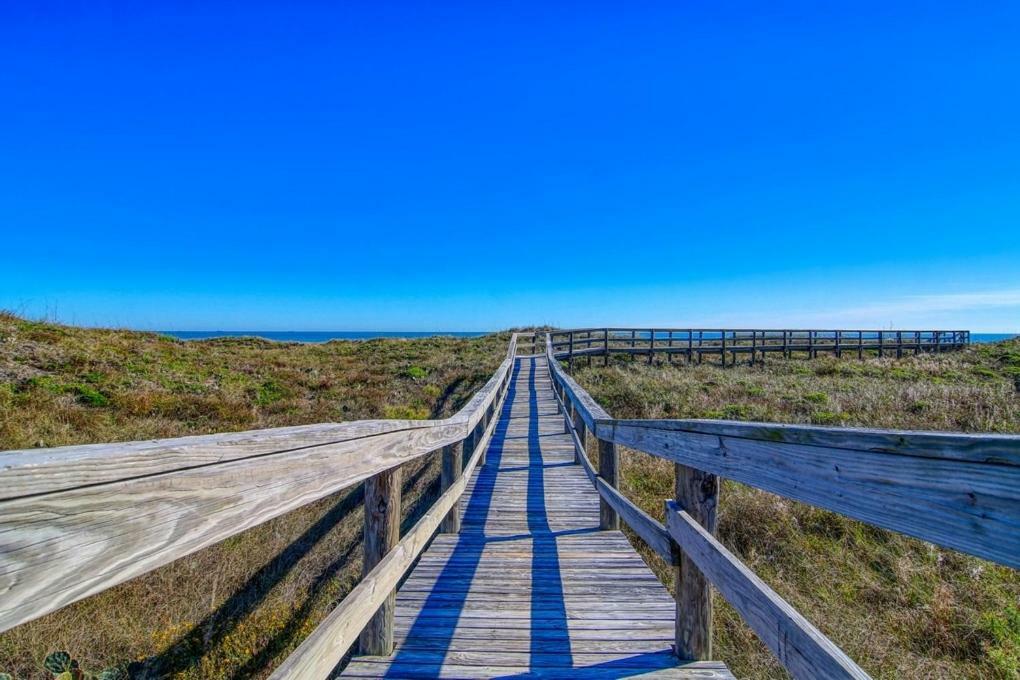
572, 340, 1020, 679
0, 313, 509, 679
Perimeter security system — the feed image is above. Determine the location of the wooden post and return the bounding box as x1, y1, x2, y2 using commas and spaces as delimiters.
573, 407, 587, 465
897, 331, 903, 358
360, 465, 402, 655
649, 329, 655, 365
720, 331, 726, 367
858, 331, 863, 360
598, 438, 619, 530
673, 464, 719, 661
604, 328, 610, 366
478, 407, 489, 466
808, 330, 814, 359
835, 330, 841, 359
688, 330, 693, 364
568, 331, 574, 373
440, 441, 463, 534
751, 330, 757, 366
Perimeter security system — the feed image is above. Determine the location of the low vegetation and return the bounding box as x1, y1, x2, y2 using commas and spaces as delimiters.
0, 312, 508, 679
571, 340, 1020, 679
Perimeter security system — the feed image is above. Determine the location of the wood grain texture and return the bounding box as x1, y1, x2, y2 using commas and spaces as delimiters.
0, 335, 519, 634
342, 356, 733, 679
545, 335, 611, 431
440, 441, 464, 534
674, 464, 719, 660
270, 356, 510, 678
601, 419, 1020, 568
359, 465, 402, 656
596, 478, 672, 560
665, 502, 869, 680
598, 437, 620, 530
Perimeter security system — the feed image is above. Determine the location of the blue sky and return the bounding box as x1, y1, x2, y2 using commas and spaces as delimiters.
2, 2, 1018, 331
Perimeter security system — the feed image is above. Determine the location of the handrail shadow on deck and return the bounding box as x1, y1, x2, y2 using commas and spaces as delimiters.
386, 357, 590, 677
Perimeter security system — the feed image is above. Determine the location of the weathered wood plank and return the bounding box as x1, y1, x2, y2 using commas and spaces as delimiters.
603, 419, 1020, 568
545, 335, 611, 431
341, 356, 729, 679
598, 437, 620, 530
270, 363, 510, 678
0, 336, 519, 634
665, 501, 870, 679
440, 440, 463, 534
596, 478, 672, 560
359, 465, 402, 656
674, 464, 719, 660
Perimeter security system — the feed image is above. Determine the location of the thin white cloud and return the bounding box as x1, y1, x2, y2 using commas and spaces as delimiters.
832, 289, 1020, 318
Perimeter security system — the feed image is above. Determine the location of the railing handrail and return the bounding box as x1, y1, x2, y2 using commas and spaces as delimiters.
544, 332, 1018, 679
544, 332, 1019, 565
0, 334, 520, 636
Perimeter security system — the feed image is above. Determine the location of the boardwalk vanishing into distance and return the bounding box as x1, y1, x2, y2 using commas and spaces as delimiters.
343, 356, 731, 678
1, 331, 1016, 679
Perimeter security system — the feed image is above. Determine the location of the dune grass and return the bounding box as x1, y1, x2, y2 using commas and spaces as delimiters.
570, 339, 1020, 679
0, 313, 508, 679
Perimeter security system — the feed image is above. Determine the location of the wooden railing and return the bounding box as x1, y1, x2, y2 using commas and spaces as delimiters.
544, 334, 1019, 680
1, 328, 1014, 680
550, 327, 970, 369
514, 331, 542, 355
0, 334, 520, 678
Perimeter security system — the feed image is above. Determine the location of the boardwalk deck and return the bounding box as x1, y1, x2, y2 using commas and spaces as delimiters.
342, 357, 733, 678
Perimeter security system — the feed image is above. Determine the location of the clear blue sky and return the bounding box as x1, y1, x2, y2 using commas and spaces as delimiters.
2, 2, 1018, 331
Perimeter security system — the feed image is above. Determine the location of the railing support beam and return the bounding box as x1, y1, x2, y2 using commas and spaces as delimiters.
573, 407, 587, 466
440, 441, 463, 534
673, 463, 719, 661
359, 464, 402, 656
598, 438, 619, 530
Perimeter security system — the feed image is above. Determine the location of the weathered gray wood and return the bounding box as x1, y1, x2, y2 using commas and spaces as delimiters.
440, 440, 463, 533
545, 336, 612, 432
341, 356, 731, 679
272, 365, 509, 678
596, 478, 672, 559
573, 406, 588, 466
606, 418, 1020, 466
0, 335, 520, 634
674, 464, 719, 660
598, 438, 620, 530
665, 502, 870, 679
360, 465, 402, 656
600, 419, 1020, 568
0, 421, 461, 633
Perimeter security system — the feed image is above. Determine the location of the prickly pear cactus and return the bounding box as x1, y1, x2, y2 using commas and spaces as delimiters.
43, 651, 85, 679
44, 652, 73, 674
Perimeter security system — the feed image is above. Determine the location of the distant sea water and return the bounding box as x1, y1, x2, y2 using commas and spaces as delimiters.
972, 333, 1018, 343
162, 331, 489, 342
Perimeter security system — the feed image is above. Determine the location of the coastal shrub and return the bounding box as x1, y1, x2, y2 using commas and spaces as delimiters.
383, 404, 429, 420
573, 337, 1020, 678
404, 365, 428, 381
0, 314, 511, 679
73, 384, 110, 407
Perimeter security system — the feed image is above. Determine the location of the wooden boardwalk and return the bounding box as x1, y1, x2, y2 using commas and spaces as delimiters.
342, 356, 732, 678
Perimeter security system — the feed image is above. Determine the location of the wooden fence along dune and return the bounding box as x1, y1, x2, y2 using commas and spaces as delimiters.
0, 330, 1016, 678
